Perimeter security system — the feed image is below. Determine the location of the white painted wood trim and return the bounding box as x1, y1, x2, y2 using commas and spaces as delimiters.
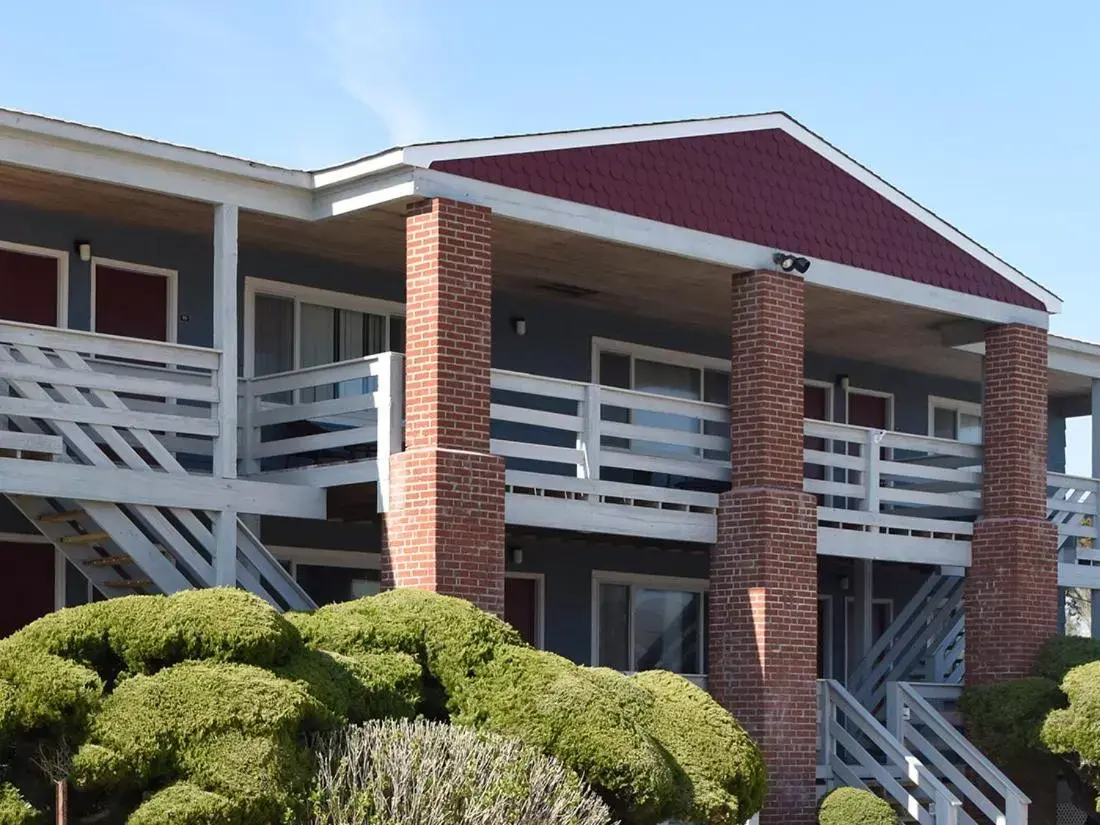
415, 168, 1052, 328
267, 545, 381, 568
927, 395, 983, 439
0, 457, 326, 517
0, 531, 50, 544
90, 256, 179, 343
213, 205, 238, 486
592, 337, 731, 375
0, 239, 69, 329
0, 319, 220, 367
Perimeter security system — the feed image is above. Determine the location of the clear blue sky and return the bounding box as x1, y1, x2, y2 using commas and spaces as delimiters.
1, 0, 1097, 468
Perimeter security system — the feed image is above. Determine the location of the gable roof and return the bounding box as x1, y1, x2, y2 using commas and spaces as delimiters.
392, 113, 1057, 313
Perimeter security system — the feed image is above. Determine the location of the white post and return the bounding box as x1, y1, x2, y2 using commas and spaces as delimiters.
376, 353, 404, 511
853, 558, 874, 673
886, 681, 904, 738
580, 384, 602, 485
817, 680, 834, 786
213, 203, 239, 587
864, 429, 881, 517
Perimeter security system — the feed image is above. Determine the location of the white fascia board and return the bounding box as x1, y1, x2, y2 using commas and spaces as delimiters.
402, 112, 1060, 314
311, 149, 408, 189
0, 126, 313, 218
312, 167, 417, 218
957, 335, 1100, 380
415, 168, 1049, 329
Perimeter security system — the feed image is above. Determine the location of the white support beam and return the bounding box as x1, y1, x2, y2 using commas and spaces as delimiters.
0, 458, 326, 518
852, 558, 874, 672
212, 204, 240, 586
1092, 379, 1100, 480
213, 203, 239, 482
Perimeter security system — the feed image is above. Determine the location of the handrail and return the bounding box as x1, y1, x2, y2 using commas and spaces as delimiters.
0, 318, 223, 360
819, 679, 961, 825
241, 352, 389, 387
805, 419, 982, 459
888, 681, 1029, 825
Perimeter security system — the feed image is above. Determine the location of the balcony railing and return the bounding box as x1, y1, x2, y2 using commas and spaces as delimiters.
239, 352, 403, 491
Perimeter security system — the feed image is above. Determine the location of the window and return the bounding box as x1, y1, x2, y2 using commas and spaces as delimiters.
929, 397, 982, 445
593, 572, 707, 675
245, 279, 405, 383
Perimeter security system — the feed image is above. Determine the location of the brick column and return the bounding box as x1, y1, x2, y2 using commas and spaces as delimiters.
966, 323, 1058, 685
381, 198, 506, 616
710, 270, 818, 825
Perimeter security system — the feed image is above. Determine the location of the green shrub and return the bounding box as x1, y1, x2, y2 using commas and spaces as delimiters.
453, 645, 685, 825
818, 787, 898, 825
1042, 661, 1100, 761
1032, 635, 1100, 683
273, 648, 421, 724
958, 677, 1065, 764
0, 648, 101, 736
4, 590, 301, 680
0, 783, 38, 825
127, 782, 238, 825
310, 718, 613, 825
289, 589, 522, 714
630, 670, 766, 824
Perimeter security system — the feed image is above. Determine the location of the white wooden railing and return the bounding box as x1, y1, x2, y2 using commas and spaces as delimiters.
239, 352, 403, 493
819, 679, 961, 824
848, 573, 965, 715
0, 320, 224, 469
491, 370, 728, 541
888, 682, 1029, 825
805, 421, 981, 540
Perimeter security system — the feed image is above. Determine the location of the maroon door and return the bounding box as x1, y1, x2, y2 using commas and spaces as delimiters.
0, 542, 54, 637
848, 392, 889, 429
94, 265, 169, 341
504, 577, 539, 647
0, 248, 60, 326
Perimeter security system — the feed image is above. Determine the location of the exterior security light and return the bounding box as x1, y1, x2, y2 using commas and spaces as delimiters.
773, 252, 811, 274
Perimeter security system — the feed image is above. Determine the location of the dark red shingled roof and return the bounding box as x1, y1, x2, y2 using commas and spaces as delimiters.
431, 129, 1045, 311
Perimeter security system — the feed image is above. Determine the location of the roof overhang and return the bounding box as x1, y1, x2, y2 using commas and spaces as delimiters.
0, 108, 1062, 325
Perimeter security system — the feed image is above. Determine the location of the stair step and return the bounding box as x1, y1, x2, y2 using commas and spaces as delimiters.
38, 509, 85, 524
60, 531, 110, 546
102, 578, 153, 590
83, 554, 134, 569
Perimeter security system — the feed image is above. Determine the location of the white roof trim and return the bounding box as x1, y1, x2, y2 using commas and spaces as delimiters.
416, 168, 1049, 329
399, 113, 1060, 315
954, 333, 1100, 380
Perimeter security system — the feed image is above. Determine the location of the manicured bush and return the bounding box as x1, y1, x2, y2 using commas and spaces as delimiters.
289, 589, 522, 715
0, 783, 37, 825
1042, 661, 1100, 762
630, 669, 767, 825
310, 718, 613, 825
453, 645, 686, 824
1032, 635, 1100, 683
0, 587, 766, 825
958, 677, 1066, 764
818, 787, 898, 825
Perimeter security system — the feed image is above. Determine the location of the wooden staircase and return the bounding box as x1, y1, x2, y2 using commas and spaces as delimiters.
0, 320, 321, 610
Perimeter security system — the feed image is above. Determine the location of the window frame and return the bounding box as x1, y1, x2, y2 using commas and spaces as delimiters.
0, 240, 70, 328
90, 256, 179, 342
845, 386, 896, 430
927, 395, 983, 442
243, 277, 405, 378
590, 569, 709, 676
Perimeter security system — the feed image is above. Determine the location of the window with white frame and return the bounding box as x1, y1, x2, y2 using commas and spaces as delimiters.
594, 572, 707, 675
246, 279, 405, 383
929, 396, 982, 445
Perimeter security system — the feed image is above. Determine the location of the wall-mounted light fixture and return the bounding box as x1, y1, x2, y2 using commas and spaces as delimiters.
773, 251, 811, 274
510, 547, 524, 565
512, 317, 527, 337
75, 240, 92, 262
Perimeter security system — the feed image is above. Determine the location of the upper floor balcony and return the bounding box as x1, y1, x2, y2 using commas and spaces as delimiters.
228, 350, 1100, 578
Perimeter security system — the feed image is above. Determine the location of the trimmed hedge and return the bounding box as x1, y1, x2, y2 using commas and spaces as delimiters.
958, 677, 1066, 764
1032, 635, 1100, 683
453, 646, 684, 825
1042, 661, 1100, 762
0, 588, 765, 825
819, 787, 898, 825
630, 670, 767, 824
0, 783, 37, 825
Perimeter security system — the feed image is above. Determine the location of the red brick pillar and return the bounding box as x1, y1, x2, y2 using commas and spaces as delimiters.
966, 324, 1058, 685
710, 270, 818, 825
382, 198, 506, 616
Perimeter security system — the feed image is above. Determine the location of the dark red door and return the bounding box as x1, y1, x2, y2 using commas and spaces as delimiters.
504, 577, 539, 647
848, 393, 889, 429
0, 248, 60, 326
0, 542, 54, 638
94, 265, 169, 341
